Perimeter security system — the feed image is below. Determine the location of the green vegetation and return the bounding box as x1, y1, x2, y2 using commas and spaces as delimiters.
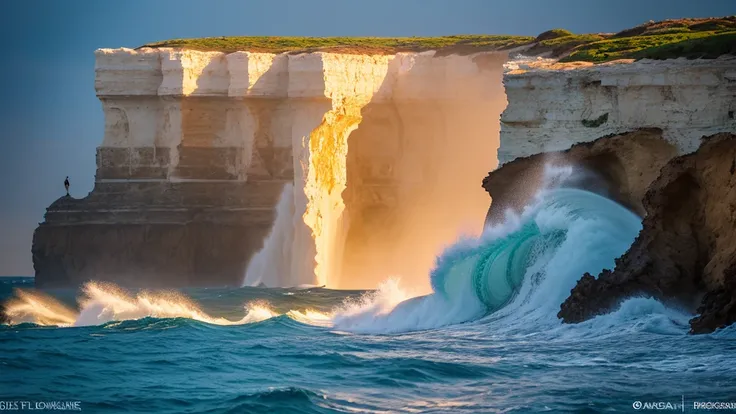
560, 16, 736, 62
140, 35, 534, 54
613, 17, 736, 38
630, 32, 736, 60
535, 28, 574, 41
139, 17, 736, 63
527, 34, 605, 56
561, 31, 736, 62
582, 113, 609, 128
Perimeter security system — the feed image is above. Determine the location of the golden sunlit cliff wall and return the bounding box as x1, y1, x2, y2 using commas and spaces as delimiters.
33, 48, 506, 289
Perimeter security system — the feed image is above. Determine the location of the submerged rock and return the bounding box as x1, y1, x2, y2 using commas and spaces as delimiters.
558, 133, 736, 333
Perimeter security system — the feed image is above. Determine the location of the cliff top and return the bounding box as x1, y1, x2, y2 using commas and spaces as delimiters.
139, 35, 535, 56
140, 16, 736, 63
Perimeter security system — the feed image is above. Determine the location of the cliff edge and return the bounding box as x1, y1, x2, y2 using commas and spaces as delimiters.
32, 48, 506, 288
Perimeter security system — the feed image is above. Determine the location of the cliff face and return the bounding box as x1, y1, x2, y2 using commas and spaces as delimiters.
500, 57, 736, 165
558, 133, 736, 333
33, 42, 736, 332
489, 57, 736, 333
483, 129, 677, 222
486, 57, 735, 222
33, 48, 505, 288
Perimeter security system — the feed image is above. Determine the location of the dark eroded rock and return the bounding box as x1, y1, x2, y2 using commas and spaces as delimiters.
558, 133, 736, 333
482, 128, 678, 223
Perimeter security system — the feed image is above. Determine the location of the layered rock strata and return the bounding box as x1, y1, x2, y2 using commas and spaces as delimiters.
500, 57, 736, 165
33, 48, 504, 288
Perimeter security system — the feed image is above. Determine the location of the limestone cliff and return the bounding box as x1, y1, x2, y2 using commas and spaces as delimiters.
32, 39, 736, 335
500, 57, 736, 165
487, 56, 735, 219
33, 48, 505, 288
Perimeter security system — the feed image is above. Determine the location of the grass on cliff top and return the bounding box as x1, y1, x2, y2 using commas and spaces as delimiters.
526, 33, 607, 57
557, 16, 736, 62
140, 35, 535, 55
139, 16, 736, 62
561, 30, 736, 62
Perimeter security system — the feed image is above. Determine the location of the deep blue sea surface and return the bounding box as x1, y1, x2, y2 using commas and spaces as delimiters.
2, 277, 736, 413
2, 189, 736, 413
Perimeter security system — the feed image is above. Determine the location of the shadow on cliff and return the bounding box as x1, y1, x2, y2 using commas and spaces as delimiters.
163, 52, 312, 287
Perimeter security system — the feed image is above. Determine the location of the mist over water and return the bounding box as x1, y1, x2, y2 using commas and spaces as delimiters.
243, 183, 299, 288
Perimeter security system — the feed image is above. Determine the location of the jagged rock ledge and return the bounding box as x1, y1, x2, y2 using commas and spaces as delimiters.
487, 55, 736, 334
558, 133, 736, 334
483, 128, 677, 222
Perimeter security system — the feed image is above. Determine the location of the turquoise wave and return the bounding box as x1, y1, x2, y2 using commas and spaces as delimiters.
430, 188, 642, 316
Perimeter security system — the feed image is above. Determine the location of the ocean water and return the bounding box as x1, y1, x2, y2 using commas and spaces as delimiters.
3, 188, 736, 413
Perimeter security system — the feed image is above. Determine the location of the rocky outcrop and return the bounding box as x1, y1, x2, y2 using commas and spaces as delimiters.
690, 263, 736, 334
500, 56, 736, 165
32, 184, 282, 288
483, 129, 678, 222
33, 48, 506, 289
490, 56, 736, 333
558, 133, 736, 333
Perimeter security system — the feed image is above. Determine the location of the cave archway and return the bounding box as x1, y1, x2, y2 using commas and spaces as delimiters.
483, 129, 680, 223
577, 152, 636, 214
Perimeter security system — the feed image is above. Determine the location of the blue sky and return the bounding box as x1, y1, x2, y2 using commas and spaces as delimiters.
0, 0, 733, 275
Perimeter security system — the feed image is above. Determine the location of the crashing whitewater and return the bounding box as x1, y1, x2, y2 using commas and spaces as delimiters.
3, 165, 694, 335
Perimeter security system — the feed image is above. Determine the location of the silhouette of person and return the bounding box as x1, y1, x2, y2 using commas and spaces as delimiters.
64, 176, 70, 196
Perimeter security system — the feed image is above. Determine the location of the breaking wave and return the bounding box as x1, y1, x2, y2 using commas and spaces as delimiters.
326, 186, 644, 334
3, 167, 649, 335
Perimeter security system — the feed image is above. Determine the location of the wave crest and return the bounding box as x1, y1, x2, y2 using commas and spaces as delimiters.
3, 282, 277, 327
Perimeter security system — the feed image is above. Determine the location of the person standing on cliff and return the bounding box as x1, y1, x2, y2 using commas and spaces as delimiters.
64, 176, 70, 196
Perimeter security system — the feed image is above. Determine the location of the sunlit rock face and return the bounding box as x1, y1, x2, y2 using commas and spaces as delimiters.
340, 53, 506, 291
33, 48, 506, 289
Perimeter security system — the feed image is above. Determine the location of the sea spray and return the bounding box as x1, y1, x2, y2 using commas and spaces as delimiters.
4, 289, 77, 327
243, 181, 342, 289
243, 183, 297, 287
3, 282, 277, 327
329, 187, 643, 334
330, 278, 483, 334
